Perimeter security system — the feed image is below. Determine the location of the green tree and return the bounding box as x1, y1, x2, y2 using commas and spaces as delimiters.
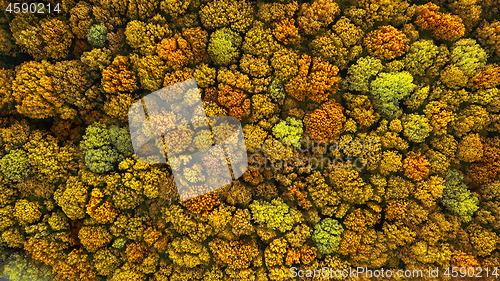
0, 149, 29, 182
312, 218, 343, 255
345, 56, 383, 93
207, 27, 242, 66
404, 40, 439, 77
370, 71, 416, 117
249, 198, 302, 233
272, 117, 303, 147
87, 24, 107, 47
442, 169, 479, 222
80, 123, 133, 173
402, 114, 432, 143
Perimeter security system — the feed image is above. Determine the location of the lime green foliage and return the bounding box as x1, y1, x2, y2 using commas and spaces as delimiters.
207, 27, 242, 65
2, 253, 53, 281
80, 123, 132, 173
442, 169, 479, 222
0, 149, 29, 182
87, 24, 107, 47
370, 71, 416, 116
249, 198, 302, 232
402, 114, 432, 143
404, 40, 439, 76
272, 117, 303, 147
312, 218, 344, 254
450, 39, 488, 77
345, 56, 383, 93
108, 126, 134, 156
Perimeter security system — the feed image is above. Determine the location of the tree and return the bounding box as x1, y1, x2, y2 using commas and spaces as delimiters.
78, 226, 113, 252
442, 169, 479, 222
0, 149, 29, 182
69, 1, 94, 40
1, 253, 53, 281
312, 218, 343, 255
270, 48, 299, 82
101, 55, 138, 94
285, 55, 341, 103
123, 16, 171, 55
404, 40, 439, 77
87, 24, 107, 47
93, 248, 121, 276
469, 64, 500, 90
249, 198, 302, 232
476, 20, 500, 58
297, 0, 339, 35
272, 117, 303, 147
209, 238, 259, 270
414, 176, 446, 208
304, 100, 345, 141
310, 32, 350, 69
199, 0, 254, 32
11, 17, 73, 60
450, 38, 488, 77
53, 176, 88, 220
415, 2, 465, 41
272, 18, 300, 46
370, 71, 416, 116
79, 122, 133, 173
403, 151, 430, 182
344, 93, 380, 128
467, 223, 498, 257
13, 199, 42, 225
364, 25, 410, 60
242, 21, 280, 58
12, 61, 63, 119
456, 133, 483, 162
345, 56, 384, 93
168, 236, 211, 268
402, 114, 432, 143
0, 68, 15, 113
207, 28, 242, 66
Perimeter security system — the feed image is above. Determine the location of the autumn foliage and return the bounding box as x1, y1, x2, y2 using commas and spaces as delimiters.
1, 0, 499, 280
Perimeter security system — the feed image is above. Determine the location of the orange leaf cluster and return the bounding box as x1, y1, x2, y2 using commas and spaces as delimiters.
101, 55, 138, 94
217, 84, 251, 120
272, 18, 300, 45
285, 55, 341, 103
469, 64, 500, 90
403, 152, 431, 181
304, 100, 346, 141
415, 2, 465, 41
363, 25, 409, 60
182, 192, 221, 215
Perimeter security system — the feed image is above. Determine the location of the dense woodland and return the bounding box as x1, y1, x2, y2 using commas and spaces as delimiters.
1, 0, 500, 279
